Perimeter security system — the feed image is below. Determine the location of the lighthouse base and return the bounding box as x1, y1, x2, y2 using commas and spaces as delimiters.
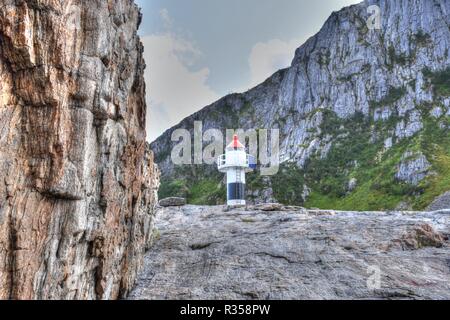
227, 199, 246, 206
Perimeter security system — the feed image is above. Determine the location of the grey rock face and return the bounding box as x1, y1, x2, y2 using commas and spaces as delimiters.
0, 0, 159, 299
159, 197, 187, 207
348, 178, 358, 192
431, 107, 444, 118
427, 192, 450, 211
130, 205, 450, 300
384, 137, 393, 149
395, 112, 424, 139
395, 152, 432, 185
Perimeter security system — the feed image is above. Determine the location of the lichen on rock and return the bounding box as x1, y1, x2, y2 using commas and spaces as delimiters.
395, 151, 431, 186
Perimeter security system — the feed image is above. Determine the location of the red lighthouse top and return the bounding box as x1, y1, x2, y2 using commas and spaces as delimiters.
226, 134, 245, 150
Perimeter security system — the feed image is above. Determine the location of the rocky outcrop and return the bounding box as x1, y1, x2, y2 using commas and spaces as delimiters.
428, 191, 450, 211
159, 197, 187, 207
253, 203, 284, 211
130, 205, 450, 300
395, 152, 432, 185
152, 0, 450, 211
0, 1, 159, 299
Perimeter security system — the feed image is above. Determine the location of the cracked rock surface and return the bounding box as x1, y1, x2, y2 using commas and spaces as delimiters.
0, 0, 159, 299
130, 206, 450, 300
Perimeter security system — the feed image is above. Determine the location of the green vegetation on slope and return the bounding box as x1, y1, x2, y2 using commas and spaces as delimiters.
369, 86, 407, 109
157, 67, 450, 210
423, 67, 450, 97
159, 177, 226, 205
303, 105, 450, 211
159, 179, 190, 199
409, 105, 450, 209
302, 110, 415, 211
159, 107, 450, 210
410, 31, 432, 47
270, 163, 305, 205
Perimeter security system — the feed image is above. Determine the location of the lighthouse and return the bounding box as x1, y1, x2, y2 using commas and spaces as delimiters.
217, 135, 256, 206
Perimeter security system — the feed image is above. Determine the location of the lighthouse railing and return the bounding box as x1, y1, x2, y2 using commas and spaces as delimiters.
217, 154, 227, 169
218, 154, 257, 170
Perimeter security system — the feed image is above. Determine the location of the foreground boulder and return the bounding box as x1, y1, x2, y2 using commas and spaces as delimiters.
0, 1, 159, 299
159, 197, 187, 207
130, 206, 450, 300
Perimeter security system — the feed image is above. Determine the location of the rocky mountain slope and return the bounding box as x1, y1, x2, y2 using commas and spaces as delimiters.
130, 205, 450, 300
0, 0, 159, 299
151, 0, 450, 211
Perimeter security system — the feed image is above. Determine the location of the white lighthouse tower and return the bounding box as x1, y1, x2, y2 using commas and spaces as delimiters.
217, 135, 256, 206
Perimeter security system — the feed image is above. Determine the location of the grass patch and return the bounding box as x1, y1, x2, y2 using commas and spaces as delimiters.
303, 108, 450, 211
388, 46, 415, 67
317, 50, 331, 67
369, 86, 407, 109
159, 164, 226, 205
159, 179, 189, 199
271, 163, 305, 205
423, 67, 450, 97
409, 111, 450, 209
188, 179, 225, 205
411, 31, 432, 47
304, 135, 419, 211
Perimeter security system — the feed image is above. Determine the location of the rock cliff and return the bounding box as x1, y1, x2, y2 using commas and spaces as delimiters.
130, 205, 450, 300
0, 0, 159, 299
152, 0, 450, 211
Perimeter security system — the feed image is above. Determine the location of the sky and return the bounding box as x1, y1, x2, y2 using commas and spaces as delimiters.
136, 0, 361, 141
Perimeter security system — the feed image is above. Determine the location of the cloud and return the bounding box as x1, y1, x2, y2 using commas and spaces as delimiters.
143, 10, 306, 140
245, 38, 305, 90
143, 11, 219, 142
159, 8, 173, 29
142, 34, 219, 141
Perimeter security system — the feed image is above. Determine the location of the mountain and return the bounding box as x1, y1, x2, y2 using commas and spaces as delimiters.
151, 0, 450, 211
0, 1, 159, 299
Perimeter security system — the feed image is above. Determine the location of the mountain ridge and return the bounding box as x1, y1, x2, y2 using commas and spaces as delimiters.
151, 0, 450, 210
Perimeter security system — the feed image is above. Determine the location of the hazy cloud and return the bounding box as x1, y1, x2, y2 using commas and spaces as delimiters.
138, 1, 361, 140
247, 38, 305, 90
159, 8, 173, 29
143, 32, 306, 140
143, 10, 219, 142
